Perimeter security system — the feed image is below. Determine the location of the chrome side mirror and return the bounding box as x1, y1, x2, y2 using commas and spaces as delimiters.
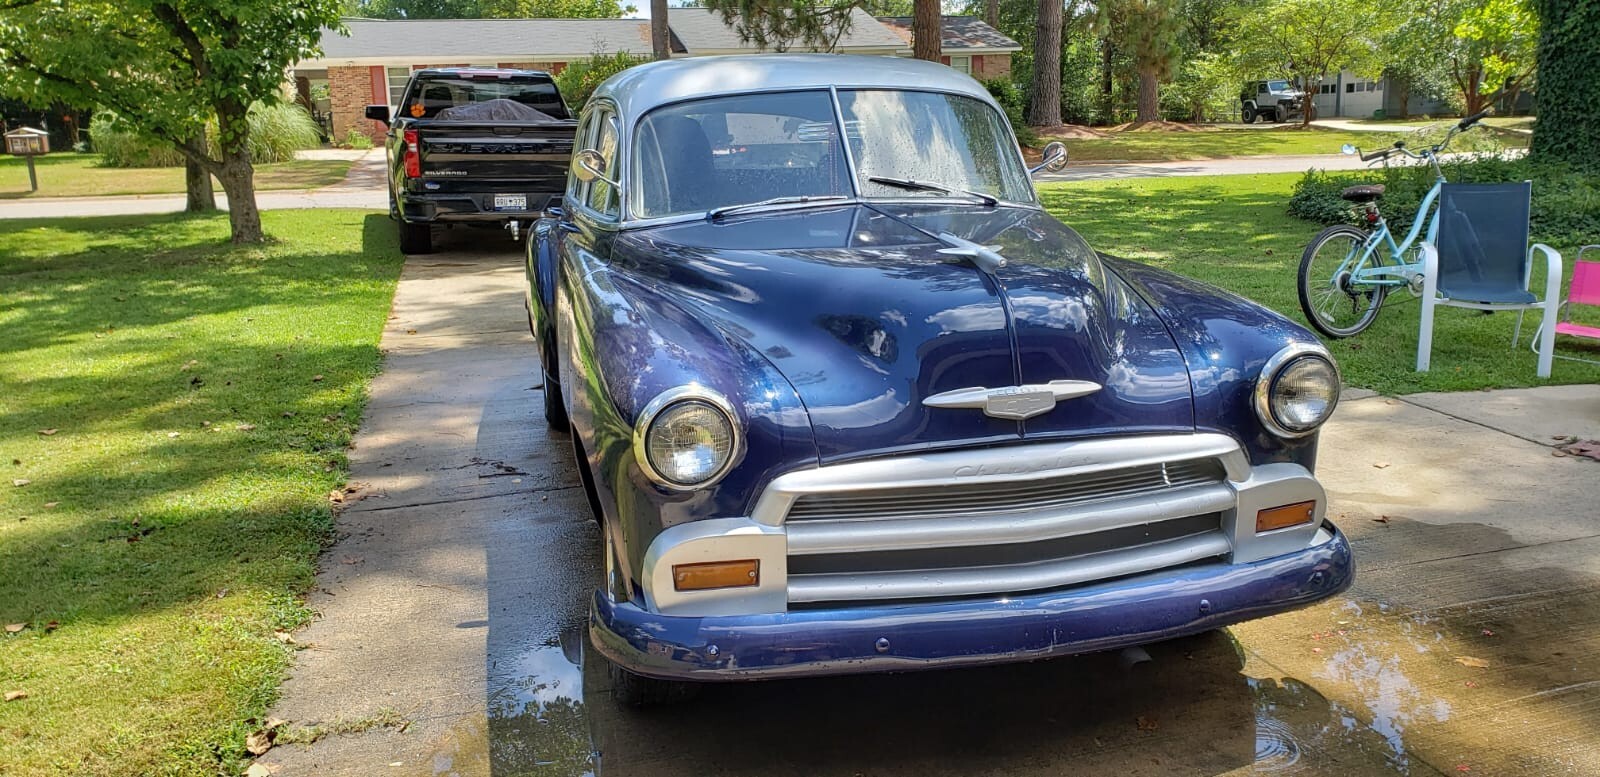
573, 149, 618, 188
1341, 144, 1358, 156
1029, 141, 1068, 176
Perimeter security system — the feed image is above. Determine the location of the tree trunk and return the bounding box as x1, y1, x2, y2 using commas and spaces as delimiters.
184, 134, 215, 213
651, 0, 670, 60
1098, 37, 1115, 124
1136, 68, 1160, 123
1397, 83, 1411, 119
913, 0, 942, 62
986, 0, 999, 27
217, 153, 263, 244
1029, 0, 1063, 125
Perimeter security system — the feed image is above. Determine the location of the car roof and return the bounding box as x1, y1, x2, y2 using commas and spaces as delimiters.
591, 54, 995, 120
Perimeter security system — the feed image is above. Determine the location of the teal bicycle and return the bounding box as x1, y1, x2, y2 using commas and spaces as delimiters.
1296, 110, 1492, 338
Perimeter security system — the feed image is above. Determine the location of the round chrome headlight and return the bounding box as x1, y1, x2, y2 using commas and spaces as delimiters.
635, 388, 740, 489
1255, 345, 1341, 437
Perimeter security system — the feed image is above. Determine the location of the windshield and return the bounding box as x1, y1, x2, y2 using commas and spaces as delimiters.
1267, 80, 1291, 92
629, 89, 1031, 220
403, 75, 569, 120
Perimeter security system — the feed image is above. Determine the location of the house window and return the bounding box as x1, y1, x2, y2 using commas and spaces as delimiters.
948, 55, 971, 76
386, 67, 410, 106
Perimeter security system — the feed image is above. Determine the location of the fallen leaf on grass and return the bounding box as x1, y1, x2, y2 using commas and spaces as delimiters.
1455, 656, 1490, 668
180, 359, 199, 371
12, 479, 29, 487
3, 690, 27, 702
1373, 461, 1391, 469
5, 623, 25, 634
167, 432, 181, 439
43, 502, 57, 509
237, 423, 257, 431
36, 429, 57, 436
44, 621, 59, 632
311, 374, 324, 383
245, 763, 273, 777
274, 630, 295, 645
1135, 715, 1158, 731
245, 729, 274, 756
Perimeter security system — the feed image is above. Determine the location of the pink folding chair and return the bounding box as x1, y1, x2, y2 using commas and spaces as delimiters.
1531, 245, 1600, 365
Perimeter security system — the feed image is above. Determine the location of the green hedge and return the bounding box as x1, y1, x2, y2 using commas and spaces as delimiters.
1289, 156, 1600, 248
554, 51, 650, 114
90, 103, 321, 168
1530, 0, 1600, 169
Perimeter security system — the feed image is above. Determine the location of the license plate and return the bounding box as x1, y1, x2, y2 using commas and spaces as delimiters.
493, 194, 527, 211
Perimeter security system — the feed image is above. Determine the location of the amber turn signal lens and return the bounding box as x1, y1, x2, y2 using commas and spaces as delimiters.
672, 560, 760, 591
1256, 501, 1316, 533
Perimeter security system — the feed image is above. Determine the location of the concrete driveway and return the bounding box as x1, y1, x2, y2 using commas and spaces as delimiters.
260, 239, 1600, 776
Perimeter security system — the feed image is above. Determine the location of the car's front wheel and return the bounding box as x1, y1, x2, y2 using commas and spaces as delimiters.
1242, 106, 1257, 124
595, 513, 701, 707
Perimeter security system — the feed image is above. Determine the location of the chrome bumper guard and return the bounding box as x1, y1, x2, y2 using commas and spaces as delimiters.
640, 433, 1328, 617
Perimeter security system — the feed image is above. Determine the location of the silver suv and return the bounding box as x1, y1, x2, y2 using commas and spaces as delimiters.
1240, 80, 1311, 123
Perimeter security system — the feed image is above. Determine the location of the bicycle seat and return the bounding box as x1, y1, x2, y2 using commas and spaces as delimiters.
1340, 184, 1386, 203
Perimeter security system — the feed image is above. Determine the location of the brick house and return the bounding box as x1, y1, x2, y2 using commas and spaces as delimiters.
293, 12, 1021, 144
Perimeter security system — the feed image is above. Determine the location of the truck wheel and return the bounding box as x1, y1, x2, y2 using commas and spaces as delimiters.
543, 369, 568, 429
1241, 106, 1257, 124
608, 661, 701, 707
1270, 110, 1285, 124
398, 220, 434, 254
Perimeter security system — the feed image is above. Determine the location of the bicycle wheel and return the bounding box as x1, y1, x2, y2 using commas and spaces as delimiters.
1297, 224, 1389, 338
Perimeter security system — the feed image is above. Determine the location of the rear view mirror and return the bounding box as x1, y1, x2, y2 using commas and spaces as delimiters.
1029, 141, 1069, 176
573, 149, 618, 188
365, 105, 390, 123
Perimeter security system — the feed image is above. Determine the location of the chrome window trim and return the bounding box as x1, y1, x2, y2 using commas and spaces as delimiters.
1253, 342, 1342, 439
631, 385, 745, 490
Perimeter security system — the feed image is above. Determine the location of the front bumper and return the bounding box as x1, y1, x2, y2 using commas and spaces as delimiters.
590, 523, 1352, 681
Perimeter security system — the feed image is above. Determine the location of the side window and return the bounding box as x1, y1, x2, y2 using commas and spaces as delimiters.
568, 112, 597, 207
586, 113, 620, 218
1258, 82, 1268, 95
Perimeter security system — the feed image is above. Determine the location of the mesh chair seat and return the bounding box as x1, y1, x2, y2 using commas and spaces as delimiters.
1433, 182, 1533, 305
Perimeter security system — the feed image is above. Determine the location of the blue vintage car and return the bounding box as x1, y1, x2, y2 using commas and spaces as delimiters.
525, 55, 1351, 704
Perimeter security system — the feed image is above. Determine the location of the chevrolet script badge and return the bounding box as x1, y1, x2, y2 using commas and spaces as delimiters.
922, 381, 1103, 421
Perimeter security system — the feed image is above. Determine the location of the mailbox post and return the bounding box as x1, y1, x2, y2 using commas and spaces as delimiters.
5, 127, 51, 192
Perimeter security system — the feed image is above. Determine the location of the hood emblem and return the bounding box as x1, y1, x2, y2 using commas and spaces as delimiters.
923, 380, 1103, 421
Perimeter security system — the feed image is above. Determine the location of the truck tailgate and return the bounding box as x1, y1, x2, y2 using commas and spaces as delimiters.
413, 122, 576, 193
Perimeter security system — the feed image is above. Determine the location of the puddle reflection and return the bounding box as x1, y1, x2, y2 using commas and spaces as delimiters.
486, 628, 596, 777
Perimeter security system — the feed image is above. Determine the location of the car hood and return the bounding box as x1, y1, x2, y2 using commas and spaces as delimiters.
611, 203, 1195, 463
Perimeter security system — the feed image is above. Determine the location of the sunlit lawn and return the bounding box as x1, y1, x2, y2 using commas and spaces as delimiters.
1050, 124, 1528, 163
0, 153, 353, 199
0, 210, 400, 776
1042, 174, 1600, 394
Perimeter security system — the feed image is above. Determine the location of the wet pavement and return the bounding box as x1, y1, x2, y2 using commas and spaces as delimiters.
263, 235, 1600, 776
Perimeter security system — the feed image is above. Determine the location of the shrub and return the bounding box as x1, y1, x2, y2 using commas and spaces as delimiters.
554, 51, 649, 113
1289, 155, 1600, 248
89, 102, 322, 168
342, 128, 374, 150
982, 77, 1039, 148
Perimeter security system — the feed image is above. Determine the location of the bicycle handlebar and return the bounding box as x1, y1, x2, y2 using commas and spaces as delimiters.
1457, 109, 1492, 131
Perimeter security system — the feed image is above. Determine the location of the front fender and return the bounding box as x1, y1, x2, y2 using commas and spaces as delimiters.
526, 218, 562, 370
561, 261, 817, 602
1101, 254, 1326, 470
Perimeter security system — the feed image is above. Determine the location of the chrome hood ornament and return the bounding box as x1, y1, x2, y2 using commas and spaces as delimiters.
922, 380, 1103, 421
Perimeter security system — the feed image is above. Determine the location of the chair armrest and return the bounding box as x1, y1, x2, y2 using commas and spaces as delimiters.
1421, 242, 1440, 299
1530, 243, 1563, 302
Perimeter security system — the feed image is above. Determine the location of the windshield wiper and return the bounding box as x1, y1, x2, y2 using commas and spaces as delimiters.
866, 176, 998, 207
707, 195, 850, 221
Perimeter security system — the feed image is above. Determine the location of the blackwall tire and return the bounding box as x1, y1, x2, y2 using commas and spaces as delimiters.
398, 220, 434, 254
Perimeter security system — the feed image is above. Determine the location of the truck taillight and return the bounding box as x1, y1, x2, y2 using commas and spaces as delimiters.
402, 129, 420, 178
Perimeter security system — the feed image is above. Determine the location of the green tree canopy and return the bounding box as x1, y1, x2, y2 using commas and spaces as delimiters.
1237, 0, 1393, 125
0, 0, 344, 242
1094, 0, 1184, 123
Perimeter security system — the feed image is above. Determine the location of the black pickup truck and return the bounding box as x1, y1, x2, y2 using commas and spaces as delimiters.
365, 68, 578, 254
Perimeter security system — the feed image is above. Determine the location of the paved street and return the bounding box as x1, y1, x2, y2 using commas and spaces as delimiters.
256, 240, 1600, 776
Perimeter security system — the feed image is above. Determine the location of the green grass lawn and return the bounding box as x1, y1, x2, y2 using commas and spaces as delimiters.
1040, 174, 1600, 394
0, 210, 401, 776
0, 153, 354, 199
1048, 123, 1526, 163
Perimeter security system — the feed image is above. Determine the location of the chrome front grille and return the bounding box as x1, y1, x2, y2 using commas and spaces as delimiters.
784, 459, 1226, 523
770, 436, 1245, 606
